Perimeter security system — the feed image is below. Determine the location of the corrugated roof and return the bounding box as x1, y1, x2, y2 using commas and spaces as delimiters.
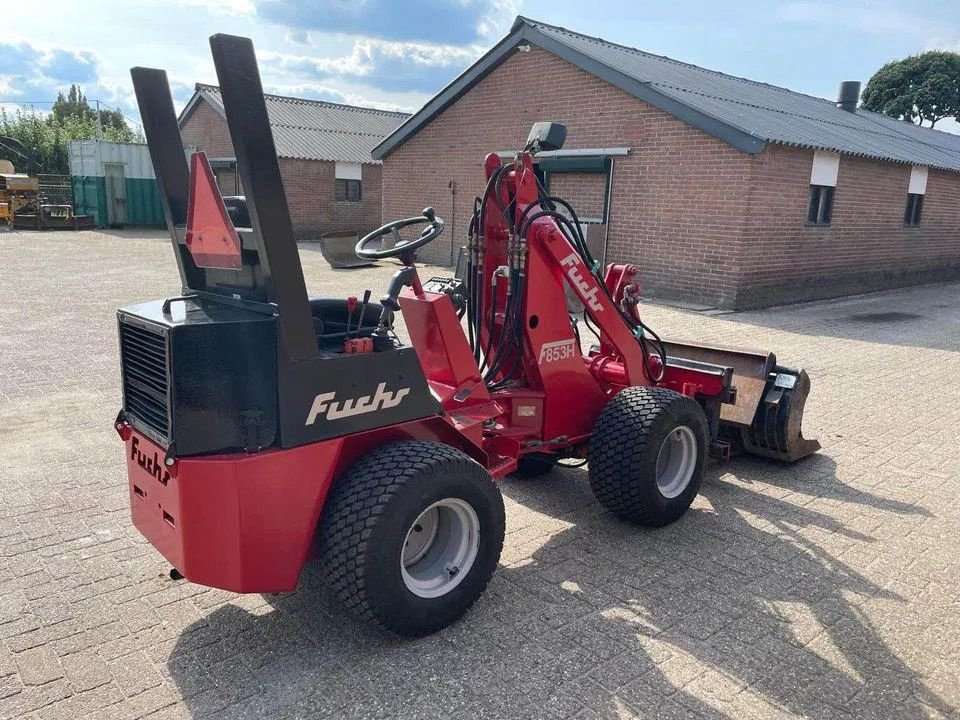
374, 16, 960, 172
189, 84, 409, 164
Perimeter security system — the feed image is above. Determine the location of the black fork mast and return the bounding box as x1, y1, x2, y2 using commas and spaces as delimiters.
209, 33, 317, 362
130, 37, 318, 362
130, 67, 207, 293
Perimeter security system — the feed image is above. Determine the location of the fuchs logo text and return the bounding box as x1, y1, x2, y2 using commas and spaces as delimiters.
130, 436, 170, 485
306, 382, 411, 425
561, 253, 603, 312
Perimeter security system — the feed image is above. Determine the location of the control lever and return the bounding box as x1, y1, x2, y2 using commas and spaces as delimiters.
345, 295, 358, 335
356, 290, 371, 337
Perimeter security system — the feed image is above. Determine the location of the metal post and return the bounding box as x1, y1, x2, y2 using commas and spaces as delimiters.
601, 157, 615, 269
95, 100, 104, 141
448, 179, 457, 267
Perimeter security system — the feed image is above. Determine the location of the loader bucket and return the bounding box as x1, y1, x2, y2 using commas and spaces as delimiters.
662, 340, 820, 463
318, 231, 375, 269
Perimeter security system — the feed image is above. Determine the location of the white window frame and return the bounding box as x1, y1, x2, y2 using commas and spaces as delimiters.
810, 151, 840, 187
335, 162, 362, 181
908, 166, 928, 195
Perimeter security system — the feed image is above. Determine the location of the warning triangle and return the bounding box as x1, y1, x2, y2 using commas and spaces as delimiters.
184, 152, 242, 270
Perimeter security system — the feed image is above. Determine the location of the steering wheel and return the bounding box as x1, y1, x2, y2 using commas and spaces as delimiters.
356, 207, 444, 260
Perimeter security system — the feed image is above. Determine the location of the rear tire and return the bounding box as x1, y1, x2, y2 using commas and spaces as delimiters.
588, 386, 707, 527
318, 441, 505, 636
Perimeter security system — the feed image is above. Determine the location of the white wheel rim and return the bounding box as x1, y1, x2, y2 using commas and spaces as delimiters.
655, 425, 698, 499
401, 498, 480, 599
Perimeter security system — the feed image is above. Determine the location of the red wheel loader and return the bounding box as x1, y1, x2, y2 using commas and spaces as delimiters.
116, 35, 819, 637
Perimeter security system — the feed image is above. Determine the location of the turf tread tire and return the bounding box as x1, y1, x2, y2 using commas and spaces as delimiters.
588, 386, 707, 527
318, 440, 504, 636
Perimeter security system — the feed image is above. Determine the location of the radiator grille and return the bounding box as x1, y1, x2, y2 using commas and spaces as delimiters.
120, 321, 170, 440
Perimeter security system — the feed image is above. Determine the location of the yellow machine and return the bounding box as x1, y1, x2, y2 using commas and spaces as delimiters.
0, 158, 92, 229
0, 169, 40, 222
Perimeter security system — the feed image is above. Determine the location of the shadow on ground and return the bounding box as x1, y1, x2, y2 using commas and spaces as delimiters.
166, 459, 946, 719
712, 281, 960, 352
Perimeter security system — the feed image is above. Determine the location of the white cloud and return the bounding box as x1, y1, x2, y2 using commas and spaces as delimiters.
777, 1, 941, 38
264, 38, 477, 76
168, 0, 254, 14
476, 0, 522, 39
253, 0, 515, 45
261, 37, 479, 93
259, 81, 419, 112
936, 117, 960, 135
0, 102, 49, 118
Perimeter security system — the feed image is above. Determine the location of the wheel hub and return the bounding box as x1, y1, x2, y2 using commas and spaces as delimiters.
401, 498, 480, 599
655, 425, 697, 498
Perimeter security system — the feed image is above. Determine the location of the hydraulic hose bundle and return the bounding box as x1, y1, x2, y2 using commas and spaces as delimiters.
466, 162, 667, 388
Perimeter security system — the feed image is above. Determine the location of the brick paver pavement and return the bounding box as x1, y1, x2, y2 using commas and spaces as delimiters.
1, 229, 958, 719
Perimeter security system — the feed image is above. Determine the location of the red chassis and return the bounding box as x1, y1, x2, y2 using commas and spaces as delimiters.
119, 150, 731, 595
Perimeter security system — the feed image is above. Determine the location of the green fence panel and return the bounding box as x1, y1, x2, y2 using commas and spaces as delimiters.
71, 176, 108, 226
124, 178, 164, 227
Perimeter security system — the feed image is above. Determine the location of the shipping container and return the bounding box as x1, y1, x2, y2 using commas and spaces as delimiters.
68, 141, 164, 228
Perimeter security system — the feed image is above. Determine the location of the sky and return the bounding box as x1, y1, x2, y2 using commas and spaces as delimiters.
2, 0, 960, 134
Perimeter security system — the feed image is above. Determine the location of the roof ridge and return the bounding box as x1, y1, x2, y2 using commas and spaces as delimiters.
514, 16, 841, 107
271, 123, 398, 138
196, 83, 410, 117
854, 107, 960, 157
655, 82, 960, 164
856, 104, 960, 143
652, 83, 909, 141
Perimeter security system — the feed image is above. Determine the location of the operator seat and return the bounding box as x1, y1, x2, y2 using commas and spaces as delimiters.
308, 297, 383, 348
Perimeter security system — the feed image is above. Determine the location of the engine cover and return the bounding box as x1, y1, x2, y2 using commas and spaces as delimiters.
117, 297, 278, 457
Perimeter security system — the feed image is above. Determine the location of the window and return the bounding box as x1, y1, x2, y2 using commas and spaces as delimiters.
807, 151, 839, 226
905, 193, 923, 226
335, 178, 361, 202
906, 166, 927, 226
335, 161, 362, 202
807, 185, 834, 225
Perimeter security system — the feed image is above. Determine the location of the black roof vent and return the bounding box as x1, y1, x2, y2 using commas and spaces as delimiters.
837, 81, 861, 113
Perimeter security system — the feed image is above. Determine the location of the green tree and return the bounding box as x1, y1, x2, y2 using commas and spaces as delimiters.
51, 84, 139, 142
0, 86, 142, 174
861, 51, 960, 128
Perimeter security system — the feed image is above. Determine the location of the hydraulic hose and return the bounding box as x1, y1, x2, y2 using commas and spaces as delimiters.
518, 195, 667, 383
473, 166, 511, 362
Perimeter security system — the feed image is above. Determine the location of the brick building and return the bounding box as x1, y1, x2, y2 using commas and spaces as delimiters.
374, 17, 960, 309
179, 84, 408, 240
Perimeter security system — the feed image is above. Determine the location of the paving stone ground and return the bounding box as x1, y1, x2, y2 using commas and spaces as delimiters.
1, 228, 958, 720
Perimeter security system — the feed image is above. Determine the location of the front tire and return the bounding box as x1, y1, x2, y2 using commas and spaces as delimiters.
588, 386, 707, 527
318, 441, 505, 636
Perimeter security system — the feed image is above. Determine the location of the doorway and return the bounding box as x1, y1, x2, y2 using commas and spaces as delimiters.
104, 163, 127, 227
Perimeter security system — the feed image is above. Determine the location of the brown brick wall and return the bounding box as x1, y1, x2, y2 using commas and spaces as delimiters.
381, 45, 960, 309
548, 172, 606, 219
214, 168, 240, 196
739, 144, 960, 307
180, 101, 235, 158
179, 99, 384, 240
381, 45, 752, 306
279, 158, 383, 240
